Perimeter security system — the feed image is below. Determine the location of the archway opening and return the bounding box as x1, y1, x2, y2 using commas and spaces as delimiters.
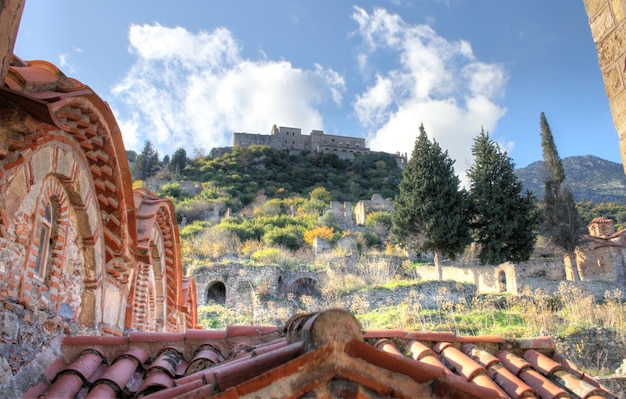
287, 277, 320, 298
498, 270, 507, 292
206, 281, 226, 305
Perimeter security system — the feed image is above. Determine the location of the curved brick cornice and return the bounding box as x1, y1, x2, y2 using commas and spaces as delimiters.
133, 187, 184, 331
2, 56, 136, 267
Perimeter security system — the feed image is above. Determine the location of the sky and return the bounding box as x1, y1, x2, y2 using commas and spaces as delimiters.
13, 0, 622, 176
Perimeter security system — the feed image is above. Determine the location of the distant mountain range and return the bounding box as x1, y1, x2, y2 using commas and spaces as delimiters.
514, 155, 626, 203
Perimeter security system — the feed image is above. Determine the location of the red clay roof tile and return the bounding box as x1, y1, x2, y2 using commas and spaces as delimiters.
374, 338, 404, 356
225, 324, 280, 337
522, 368, 570, 398
63, 350, 105, 381
128, 331, 185, 343
62, 335, 128, 346
85, 382, 117, 399
137, 369, 176, 397
24, 310, 618, 399
23, 381, 49, 399
408, 339, 436, 360
523, 349, 565, 376
438, 343, 486, 381
497, 350, 534, 375
465, 344, 537, 399
148, 348, 183, 377
45, 373, 85, 398
43, 358, 68, 381
185, 328, 227, 340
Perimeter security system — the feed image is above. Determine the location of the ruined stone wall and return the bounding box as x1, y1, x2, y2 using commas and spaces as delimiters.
354, 194, 393, 226
193, 264, 323, 307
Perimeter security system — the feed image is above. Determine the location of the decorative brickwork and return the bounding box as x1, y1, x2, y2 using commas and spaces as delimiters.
0, 52, 198, 392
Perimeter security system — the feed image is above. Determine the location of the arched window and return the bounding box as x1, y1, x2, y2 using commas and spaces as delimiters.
498, 270, 507, 292
34, 201, 54, 276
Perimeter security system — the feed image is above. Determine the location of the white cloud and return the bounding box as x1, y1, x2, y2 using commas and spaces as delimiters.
113, 24, 345, 155
351, 7, 508, 179
58, 53, 75, 73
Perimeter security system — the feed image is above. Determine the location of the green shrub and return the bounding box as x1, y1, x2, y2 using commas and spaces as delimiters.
251, 247, 283, 264
365, 211, 392, 229
179, 220, 211, 238
263, 226, 304, 250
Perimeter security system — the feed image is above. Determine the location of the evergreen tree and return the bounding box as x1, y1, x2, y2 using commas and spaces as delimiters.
540, 113, 584, 280
467, 128, 540, 265
540, 112, 565, 184
170, 147, 188, 177
391, 125, 471, 280
132, 140, 161, 180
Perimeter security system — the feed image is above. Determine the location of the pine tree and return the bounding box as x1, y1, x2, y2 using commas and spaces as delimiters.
132, 140, 161, 180
467, 128, 540, 265
391, 125, 471, 280
540, 112, 583, 280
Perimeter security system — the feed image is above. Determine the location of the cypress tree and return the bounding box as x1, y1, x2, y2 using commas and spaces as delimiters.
540, 113, 583, 280
467, 128, 540, 265
391, 124, 471, 280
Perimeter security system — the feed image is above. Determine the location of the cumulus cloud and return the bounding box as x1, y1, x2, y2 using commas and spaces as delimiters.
351, 7, 507, 178
113, 24, 345, 155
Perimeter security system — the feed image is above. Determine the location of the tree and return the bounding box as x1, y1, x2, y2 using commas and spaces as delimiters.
467, 128, 540, 265
540, 112, 584, 280
391, 125, 471, 280
170, 147, 188, 177
132, 140, 161, 180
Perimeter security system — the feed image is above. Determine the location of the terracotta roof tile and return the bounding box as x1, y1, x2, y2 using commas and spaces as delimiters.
465, 344, 537, 399
523, 349, 565, 375
25, 310, 618, 399
45, 373, 85, 398
63, 350, 105, 382
147, 348, 183, 377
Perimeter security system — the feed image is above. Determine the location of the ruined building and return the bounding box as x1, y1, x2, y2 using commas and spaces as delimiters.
570, 217, 626, 282
234, 124, 370, 159
0, 1, 619, 398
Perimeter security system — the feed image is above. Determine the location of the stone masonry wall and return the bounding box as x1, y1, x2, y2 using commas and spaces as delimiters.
584, 0, 626, 172
194, 264, 323, 307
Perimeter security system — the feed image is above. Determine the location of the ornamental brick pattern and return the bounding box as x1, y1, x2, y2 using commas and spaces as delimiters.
0, 51, 198, 394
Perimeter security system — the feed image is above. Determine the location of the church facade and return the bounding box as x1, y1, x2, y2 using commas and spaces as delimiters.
0, 1, 197, 391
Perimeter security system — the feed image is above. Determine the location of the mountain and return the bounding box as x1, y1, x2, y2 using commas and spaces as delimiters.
515, 155, 626, 203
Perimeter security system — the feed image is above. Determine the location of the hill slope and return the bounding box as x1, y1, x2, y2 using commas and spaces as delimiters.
515, 155, 626, 203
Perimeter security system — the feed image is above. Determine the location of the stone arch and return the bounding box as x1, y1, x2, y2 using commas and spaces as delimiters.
498, 270, 507, 292
132, 188, 183, 332
206, 281, 226, 304
6, 58, 136, 268
50, 99, 135, 267
3, 140, 105, 325
287, 277, 320, 298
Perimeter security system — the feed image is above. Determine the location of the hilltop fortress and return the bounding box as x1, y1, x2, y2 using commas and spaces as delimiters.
210, 124, 408, 164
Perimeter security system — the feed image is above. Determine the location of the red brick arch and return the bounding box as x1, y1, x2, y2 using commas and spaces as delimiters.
1, 56, 196, 333
128, 188, 184, 332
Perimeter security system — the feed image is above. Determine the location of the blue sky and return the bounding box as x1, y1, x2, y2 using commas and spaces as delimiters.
13, 0, 620, 174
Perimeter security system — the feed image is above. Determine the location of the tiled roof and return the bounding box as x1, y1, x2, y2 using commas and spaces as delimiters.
24, 309, 616, 399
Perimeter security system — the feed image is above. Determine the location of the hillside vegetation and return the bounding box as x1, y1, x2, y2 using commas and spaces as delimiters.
176, 146, 401, 207
130, 146, 626, 374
